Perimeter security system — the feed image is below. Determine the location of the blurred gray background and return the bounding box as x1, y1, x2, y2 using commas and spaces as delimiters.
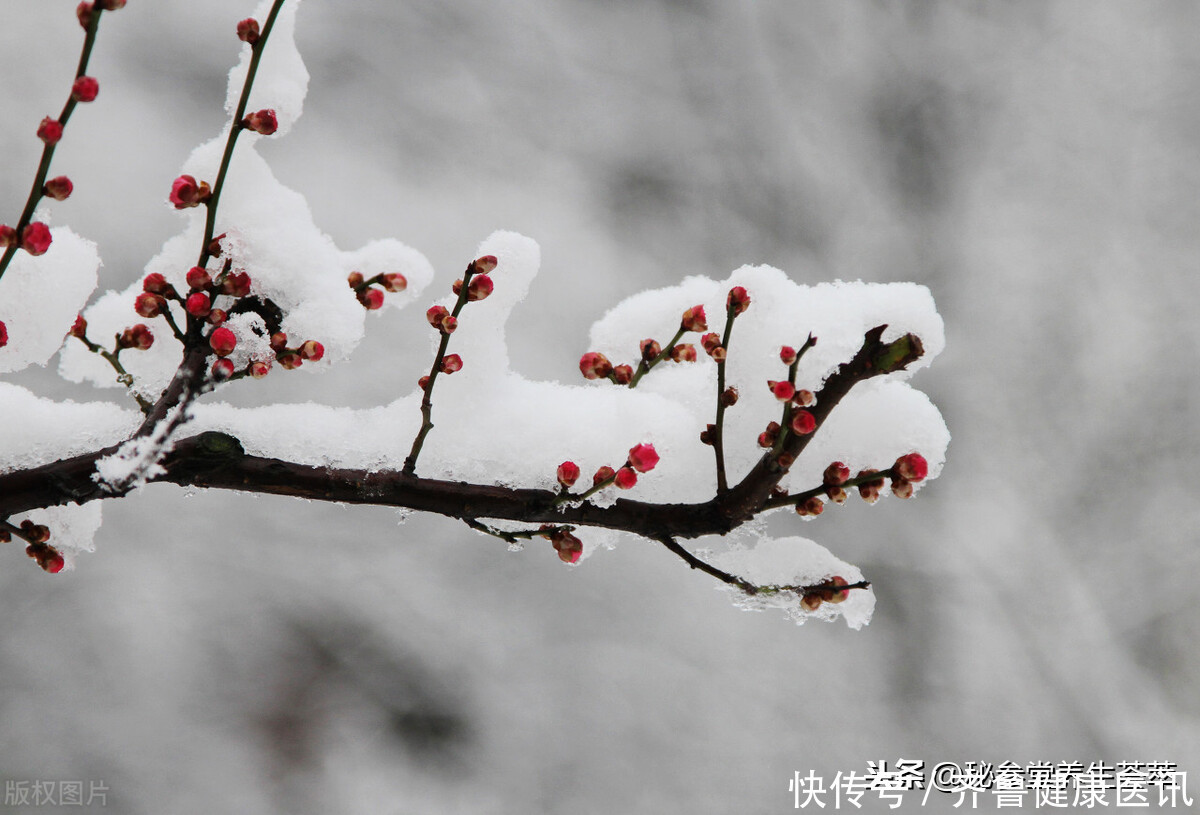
2, 1, 1198, 812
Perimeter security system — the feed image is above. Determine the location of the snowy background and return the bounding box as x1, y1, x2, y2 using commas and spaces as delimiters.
2, 1, 1198, 812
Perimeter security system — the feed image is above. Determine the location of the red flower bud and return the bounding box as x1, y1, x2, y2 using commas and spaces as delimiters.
700, 424, 716, 445
612, 364, 633, 385
77, 2, 94, 28
43, 176, 73, 201
207, 309, 228, 326
71, 76, 99, 103
474, 254, 499, 274
207, 233, 226, 258
358, 288, 384, 310
237, 18, 260, 43
43, 552, 66, 574
769, 380, 795, 402
186, 266, 212, 290
826, 486, 848, 504
426, 305, 451, 329
669, 343, 697, 363
627, 442, 659, 473
209, 326, 237, 357
592, 465, 615, 486
467, 274, 493, 301
579, 351, 613, 380
720, 386, 738, 406
795, 496, 824, 517
793, 389, 815, 408
278, 351, 302, 370
211, 358, 235, 380
134, 292, 166, 318
639, 338, 661, 362
169, 175, 210, 209
892, 477, 914, 499
614, 467, 638, 489
780, 345, 797, 365
550, 529, 583, 564
790, 409, 816, 435
249, 360, 271, 378
381, 272, 407, 292
242, 109, 278, 136
142, 273, 172, 294
221, 272, 251, 298
440, 353, 463, 374
700, 332, 721, 354
0, 225, 16, 248
119, 324, 154, 350
69, 314, 87, 339
0, 320, 7, 349
726, 285, 750, 315
823, 461, 850, 486
857, 469, 885, 504
299, 340, 324, 361
37, 117, 63, 145
894, 452, 928, 482
185, 292, 211, 317
418, 375, 430, 391
556, 461, 580, 488
270, 332, 288, 351
757, 421, 781, 449
347, 271, 364, 289
452, 279, 463, 296
439, 315, 458, 333
680, 304, 707, 332
826, 576, 851, 604
21, 222, 52, 256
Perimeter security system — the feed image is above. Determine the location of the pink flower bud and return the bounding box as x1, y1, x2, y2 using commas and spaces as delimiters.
77, 2, 93, 28
358, 288, 385, 310
43, 552, 66, 574
826, 486, 848, 504
440, 353, 463, 374
627, 442, 659, 473
639, 338, 661, 362
681, 304, 707, 332
211, 358, 235, 380
894, 452, 928, 482
186, 266, 212, 290
726, 286, 750, 315
474, 254, 499, 274
21, 222, 52, 255
612, 364, 633, 385
440, 315, 458, 333
0, 225, 16, 248
793, 389, 815, 408
769, 380, 795, 402
757, 421, 780, 449
278, 351, 302, 370
823, 461, 850, 486
37, 117, 63, 145
551, 530, 583, 564
710, 346, 726, 362
249, 360, 271, 378
43, 175, 73, 201
347, 271, 364, 289
795, 496, 824, 517
700, 332, 722, 356
467, 274, 493, 301
71, 76, 99, 103
592, 465, 615, 487
185, 291, 211, 317
426, 305, 451, 329
780, 345, 797, 365
299, 340, 324, 361
381, 272, 407, 292
209, 326, 237, 357
790, 409, 816, 435
242, 109, 278, 136
826, 576, 851, 604
169, 175, 210, 209
614, 467, 638, 489
579, 351, 613, 380
557, 461, 580, 488
134, 292, 166, 318
142, 273, 171, 294
269, 332, 288, 351
669, 343, 697, 363
237, 18, 260, 43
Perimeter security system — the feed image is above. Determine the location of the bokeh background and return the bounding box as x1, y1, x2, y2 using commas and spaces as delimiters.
2, 1, 1198, 812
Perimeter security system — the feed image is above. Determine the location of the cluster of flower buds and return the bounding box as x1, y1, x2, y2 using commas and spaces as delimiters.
117, 323, 154, 351
9, 520, 64, 573
889, 452, 928, 499
559, 443, 660, 496
700, 332, 726, 362
1, 222, 53, 256
542, 526, 583, 564
823, 461, 850, 504
348, 266, 414, 310
799, 576, 850, 612
795, 495, 824, 517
